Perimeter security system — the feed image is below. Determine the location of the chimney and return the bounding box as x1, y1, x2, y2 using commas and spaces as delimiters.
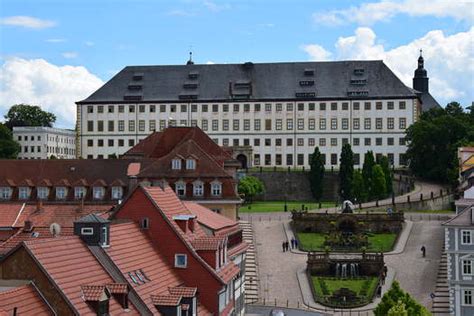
24, 220, 33, 232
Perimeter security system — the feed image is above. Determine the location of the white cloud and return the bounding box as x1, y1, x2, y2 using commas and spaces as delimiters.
0, 16, 56, 29
301, 44, 332, 61
313, 0, 473, 26
167, 10, 196, 17
302, 27, 474, 106
62, 52, 78, 59
84, 41, 94, 47
0, 58, 103, 127
203, 1, 230, 12
45, 38, 66, 43
206, 61, 215, 64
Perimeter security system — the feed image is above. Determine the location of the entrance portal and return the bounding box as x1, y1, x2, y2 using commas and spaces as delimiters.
236, 154, 248, 169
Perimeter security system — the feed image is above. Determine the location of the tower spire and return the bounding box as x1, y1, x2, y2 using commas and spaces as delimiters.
186, 50, 194, 65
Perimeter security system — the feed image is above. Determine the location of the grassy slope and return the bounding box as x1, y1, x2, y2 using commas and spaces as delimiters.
297, 232, 397, 252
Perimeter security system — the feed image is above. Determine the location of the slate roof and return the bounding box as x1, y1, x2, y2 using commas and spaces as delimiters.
78, 61, 417, 103
0, 283, 54, 315
419, 92, 441, 111
75, 213, 110, 223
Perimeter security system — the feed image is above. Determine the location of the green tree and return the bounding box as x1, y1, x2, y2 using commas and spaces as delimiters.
362, 151, 376, 200
387, 300, 408, 316
238, 176, 264, 203
309, 147, 325, 201
405, 102, 474, 185
378, 155, 393, 195
4, 104, 56, 129
371, 164, 387, 200
374, 281, 430, 316
0, 123, 20, 158
339, 143, 354, 201
352, 169, 367, 203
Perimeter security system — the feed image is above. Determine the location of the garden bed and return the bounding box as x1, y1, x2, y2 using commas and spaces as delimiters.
311, 276, 379, 308
297, 232, 397, 252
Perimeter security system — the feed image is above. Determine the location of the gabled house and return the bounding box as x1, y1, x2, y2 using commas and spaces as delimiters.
0, 280, 56, 315
443, 205, 474, 316
112, 184, 244, 315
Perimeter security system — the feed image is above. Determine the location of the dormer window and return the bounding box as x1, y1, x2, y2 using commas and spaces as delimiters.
74, 186, 86, 199
18, 187, 30, 200
175, 182, 186, 197
193, 181, 203, 197
56, 186, 68, 200
211, 182, 222, 196
172, 159, 182, 170
93, 186, 105, 200
37, 187, 49, 200
0, 187, 12, 200
186, 159, 196, 170
111, 186, 123, 200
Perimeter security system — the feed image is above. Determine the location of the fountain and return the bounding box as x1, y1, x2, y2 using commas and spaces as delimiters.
334, 262, 359, 278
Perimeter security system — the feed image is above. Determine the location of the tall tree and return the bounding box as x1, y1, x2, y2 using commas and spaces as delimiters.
374, 281, 430, 316
405, 102, 474, 185
0, 123, 20, 158
378, 155, 393, 195
339, 143, 354, 201
352, 170, 367, 203
362, 151, 376, 200
238, 176, 264, 203
371, 164, 387, 200
4, 104, 56, 129
309, 147, 325, 201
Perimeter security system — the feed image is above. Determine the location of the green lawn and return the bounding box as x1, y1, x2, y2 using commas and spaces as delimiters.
239, 201, 335, 213
297, 232, 397, 252
313, 277, 378, 296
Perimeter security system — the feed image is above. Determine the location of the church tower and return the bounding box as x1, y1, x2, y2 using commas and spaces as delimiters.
413, 49, 429, 93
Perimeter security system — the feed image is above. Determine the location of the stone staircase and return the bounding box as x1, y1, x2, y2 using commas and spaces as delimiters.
432, 251, 451, 315
239, 220, 259, 304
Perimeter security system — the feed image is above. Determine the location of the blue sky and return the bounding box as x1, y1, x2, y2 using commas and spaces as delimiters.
1, 0, 473, 127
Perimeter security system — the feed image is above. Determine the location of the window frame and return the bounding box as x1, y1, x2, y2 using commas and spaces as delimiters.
175, 254, 187, 268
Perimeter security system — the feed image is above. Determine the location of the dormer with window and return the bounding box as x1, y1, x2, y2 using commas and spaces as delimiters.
152, 294, 183, 316
0, 187, 12, 200
18, 186, 31, 200
168, 287, 198, 316
171, 158, 182, 170
111, 186, 123, 200
55, 186, 68, 200
186, 158, 196, 170
81, 285, 111, 316
211, 181, 222, 197
74, 186, 87, 200
193, 180, 203, 197
93, 186, 105, 200
175, 181, 186, 197
37, 186, 50, 200
74, 214, 110, 247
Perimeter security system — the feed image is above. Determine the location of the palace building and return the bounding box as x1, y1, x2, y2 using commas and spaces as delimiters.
76, 53, 440, 168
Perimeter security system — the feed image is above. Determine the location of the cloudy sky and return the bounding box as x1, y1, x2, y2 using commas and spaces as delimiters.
0, 0, 473, 128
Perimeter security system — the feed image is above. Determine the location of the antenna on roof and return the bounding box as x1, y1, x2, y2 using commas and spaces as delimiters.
50, 222, 61, 237
187, 47, 194, 65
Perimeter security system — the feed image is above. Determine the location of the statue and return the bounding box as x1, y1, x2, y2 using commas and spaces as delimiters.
342, 200, 354, 213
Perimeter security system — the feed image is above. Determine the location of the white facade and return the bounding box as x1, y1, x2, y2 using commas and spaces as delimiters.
13, 126, 76, 159
77, 99, 418, 168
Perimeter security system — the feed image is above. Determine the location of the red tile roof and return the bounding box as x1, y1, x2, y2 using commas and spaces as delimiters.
217, 262, 240, 284
0, 226, 74, 255
192, 236, 223, 251
184, 201, 239, 233
81, 285, 106, 301
0, 284, 53, 315
124, 127, 233, 165
106, 283, 128, 294
168, 286, 197, 298
23, 236, 138, 315
150, 294, 182, 306
227, 240, 250, 258
0, 203, 23, 227
105, 222, 184, 312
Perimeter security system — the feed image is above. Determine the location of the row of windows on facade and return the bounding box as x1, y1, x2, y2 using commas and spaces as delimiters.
0, 186, 123, 200
458, 230, 474, 306
86, 117, 408, 133
252, 152, 405, 167
17, 135, 75, 144
19, 145, 76, 155
174, 181, 222, 197
85, 100, 408, 115
86, 135, 406, 150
